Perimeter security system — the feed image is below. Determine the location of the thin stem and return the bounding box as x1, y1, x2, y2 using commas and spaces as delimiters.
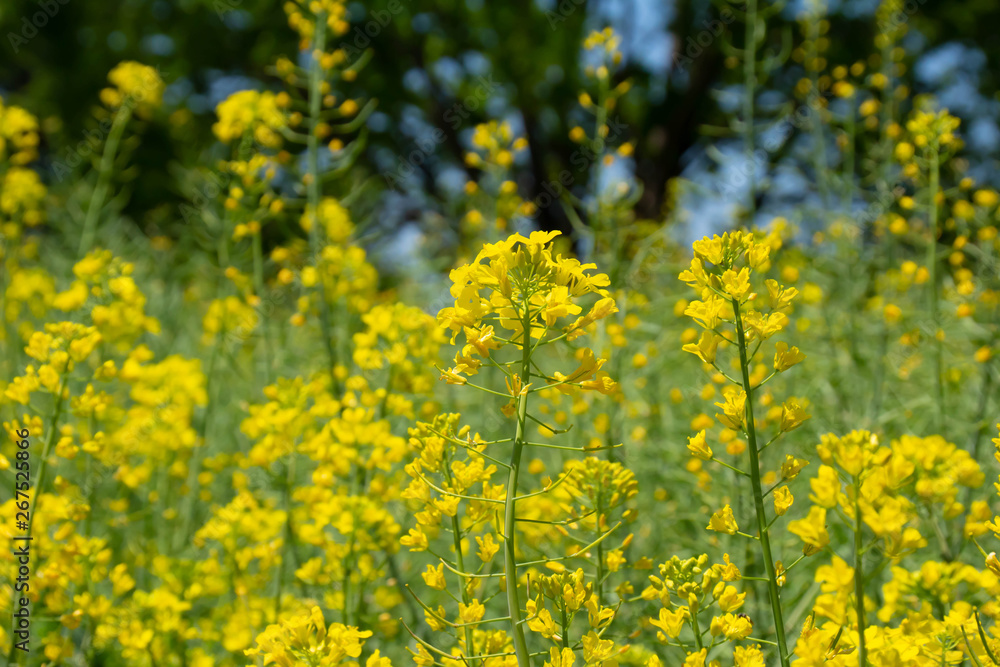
806, 14, 828, 208
304, 11, 339, 393
927, 148, 944, 433
79, 107, 131, 258
742, 0, 758, 221
690, 605, 704, 651
843, 92, 856, 208
252, 228, 273, 384
733, 298, 790, 667
595, 495, 605, 605
452, 515, 478, 666
561, 606, 570, 649
852, 477, 868, 667
504, 304, 533, 667
275, 453, 298, 621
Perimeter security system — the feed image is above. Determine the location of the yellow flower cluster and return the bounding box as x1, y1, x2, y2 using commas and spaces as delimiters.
352, 302, 446, 395
0, 96, 42, 165
644, 553, 751, 656
213, 89, 288, 148
461, 122, 533, 238
246, 605, 387, 667
0, 167, 46, 230
284, 0, 351, 49
5, 5, 1000, 667
302, 197, 354, 244
99, 61, 165, 117
438, 230, 618, 393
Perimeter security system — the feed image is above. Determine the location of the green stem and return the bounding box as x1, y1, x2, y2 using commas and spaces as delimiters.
806, 15, 828, 208
275, 453, 298, 621
927, 148, 944, 433
595, 498, 606, 606
304, 12, 340, 394
852, 477, 868, 667
504, 306, 532, 667
78, 107, 131, 258
690, 606, 704, 651
252, 229, 273, 384
452, 515, 478, 666
732, 298, 790, 667
743, 0, 758, 221
844, 93, 856, 208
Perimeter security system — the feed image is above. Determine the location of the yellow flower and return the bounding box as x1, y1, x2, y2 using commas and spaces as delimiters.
773, 341, 806, 371
815, 556, 854, 594
213, 89, 287, 148
720, 554, 741, 581
780, 455, 809, 480
973, 189, 999, 207
413, 644, 434, 667
709, 613, 753, 641
1, 167, 46, 227
734, 644, 765, 667
742, 310, 789, 340
808, 465, 841, 509
986, 553, 1000, 577
682, 649, 707, 667
245, 607, 372, 665
458, 599, 485, 625
476, 533, 500, 562
400, 527, 429, 551
544, 647, 576, 667
894, 141, 914, 161
779, 398, 810, 432
716, 585, 746, 612
0, 97, 42, 165
683, 330, 722, 364
581, 631, 618, 664
421, 563, 447, 590
715, 390, 746, 430
707, 505, 738, 535
605, 549, 626, 572
584, 596, 616, 629
787, 507, 830, 555
773, 486, 793, 516
437, 232, 615, 385
100, 61, 164, 116
722, 268, 752, 301
367, 650, 393, 667
301, 197, 354, 243
650, 606, 689, 639
687, 431, 713, 460
684, 297, 727, 330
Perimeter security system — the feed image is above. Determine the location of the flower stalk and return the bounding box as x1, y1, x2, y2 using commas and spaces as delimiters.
503, 302, 533, 667
78, 108, 131, 259
732, 297, 791, 667
852, 476, 868, 666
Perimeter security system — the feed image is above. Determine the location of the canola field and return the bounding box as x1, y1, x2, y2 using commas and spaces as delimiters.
1, 1, 1000, 666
